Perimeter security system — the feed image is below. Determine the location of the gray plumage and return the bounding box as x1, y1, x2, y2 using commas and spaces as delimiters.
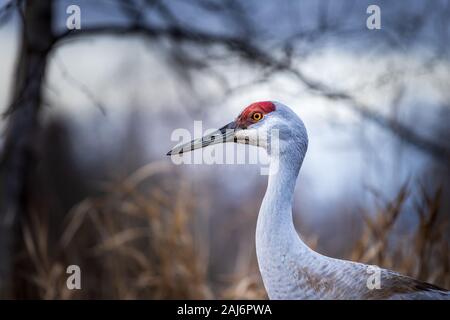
254, 102, 449, 300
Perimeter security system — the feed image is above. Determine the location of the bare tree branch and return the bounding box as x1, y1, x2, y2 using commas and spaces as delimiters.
52, 23, 450, 166
53, 55, 107, 115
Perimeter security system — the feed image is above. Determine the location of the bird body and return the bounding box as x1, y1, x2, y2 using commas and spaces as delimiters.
167, 101, 450, 300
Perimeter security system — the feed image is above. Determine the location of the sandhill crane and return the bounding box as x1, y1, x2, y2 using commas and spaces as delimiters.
167, 101, 450, 300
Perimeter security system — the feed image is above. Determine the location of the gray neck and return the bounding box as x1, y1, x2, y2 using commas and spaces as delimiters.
257, 147, 302, 239
255, 143, 323, 299
255, 137, 448, 300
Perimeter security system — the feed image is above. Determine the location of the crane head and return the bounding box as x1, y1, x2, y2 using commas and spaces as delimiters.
166, 101, 307, 156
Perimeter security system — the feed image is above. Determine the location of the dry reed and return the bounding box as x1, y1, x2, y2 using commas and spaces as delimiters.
16, 166, 450, 298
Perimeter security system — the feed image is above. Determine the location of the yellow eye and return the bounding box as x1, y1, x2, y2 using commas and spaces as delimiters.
252, 112, 263, 121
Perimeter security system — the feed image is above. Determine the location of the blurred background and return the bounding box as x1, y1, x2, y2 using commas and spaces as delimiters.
0, 0, 449, 299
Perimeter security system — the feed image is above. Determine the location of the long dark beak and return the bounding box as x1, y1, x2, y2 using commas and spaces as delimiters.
166, 121, 238, 156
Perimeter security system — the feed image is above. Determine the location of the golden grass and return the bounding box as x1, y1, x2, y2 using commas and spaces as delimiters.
16, 163, 450, 299
350, 184, 450, 288
21, 162, 211, 299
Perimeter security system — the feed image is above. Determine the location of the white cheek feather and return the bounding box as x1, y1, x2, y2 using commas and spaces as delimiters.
234, 114, 279, 149
235, 129, 269, 148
